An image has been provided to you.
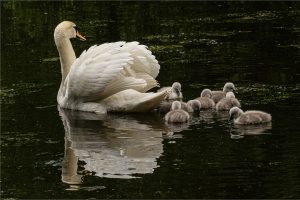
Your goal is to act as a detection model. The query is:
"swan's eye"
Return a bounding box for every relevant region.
[74,26,78,32]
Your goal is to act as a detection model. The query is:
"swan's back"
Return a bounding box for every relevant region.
[66,42,161,101]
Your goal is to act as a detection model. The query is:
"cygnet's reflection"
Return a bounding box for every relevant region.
[58,106,171,185]
[230,123,272,139]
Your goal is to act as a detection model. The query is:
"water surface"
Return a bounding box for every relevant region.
[1,1,300,199]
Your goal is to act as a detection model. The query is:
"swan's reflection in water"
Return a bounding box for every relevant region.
[58,107,171,187]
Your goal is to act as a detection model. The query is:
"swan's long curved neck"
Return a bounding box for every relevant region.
[55,36,76,82]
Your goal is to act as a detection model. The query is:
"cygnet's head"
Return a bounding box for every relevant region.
[201,89,212,98]
[171,101,182,110]
[226,91,235,98]
[172,82,182,96]
[187,100,201,112]
[54,21,86,42]
[223,82,236,93]
[229,106,243,120]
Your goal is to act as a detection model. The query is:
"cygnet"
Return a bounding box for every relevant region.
[187,100,201,113]
[159,101,192,114]
[211,82,236,103]
[195,89,215,109]
[164,101,190,123]
[158,82,183,100]
[216,91,241,111]
[229,107,272,125]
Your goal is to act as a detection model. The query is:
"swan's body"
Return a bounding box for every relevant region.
[54,21,167,113]
[211,82,236,103]
[164,101,190,123]
[216,92,241,111]
[195,89,215,109]
[158,82,183,100]
[229,107,272,125]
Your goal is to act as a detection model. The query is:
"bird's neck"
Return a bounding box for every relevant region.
[55,36,76,83]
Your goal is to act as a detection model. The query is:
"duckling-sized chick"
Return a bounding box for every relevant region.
[216,92,241,111]
[165,101,190,123]
[229,107,272,125]
[195,89,215,109]
[158,82,183,100]
[158,101,192,114]
[187,100,201,113]
[212,82,236,103]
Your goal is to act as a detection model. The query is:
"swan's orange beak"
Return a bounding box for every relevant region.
[76,31,86,41]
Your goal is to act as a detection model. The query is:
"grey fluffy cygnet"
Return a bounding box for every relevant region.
[158,82,183,100]
[229,107,272,125]
[164,101,190,123]
[187,100,201,113]
[211,82,236,103]
[216,92,241,111]
[158,101,192,114]
[195,89,215,109]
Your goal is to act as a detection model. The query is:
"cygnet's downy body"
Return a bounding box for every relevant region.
[216,92,241,111]
[211,82,236,103]
[195,89,215,109]
[159,101,192,114]
[229,107,272,125]
[187,100,201,113]
[158,82,183,100]
[164,101,190,123]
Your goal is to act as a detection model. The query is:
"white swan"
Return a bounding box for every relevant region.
[54,21,168,114]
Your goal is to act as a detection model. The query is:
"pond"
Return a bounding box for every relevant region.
[1,1,300,199]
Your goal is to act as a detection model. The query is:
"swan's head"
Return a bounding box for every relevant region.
[171,82,182,96]
[187,100,201,113]
[223,82,236,93]
[171,101,182,110]
[201,89,212,98]
[229,106,243,120]
[54,21,86,41]
[226,91,235,98]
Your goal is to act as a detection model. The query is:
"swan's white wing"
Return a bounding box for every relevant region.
[65,41,161,102]
[66,42,134,102]
[122,42,160,78]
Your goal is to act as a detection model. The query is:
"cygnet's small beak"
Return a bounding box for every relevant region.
[76,31,86,41]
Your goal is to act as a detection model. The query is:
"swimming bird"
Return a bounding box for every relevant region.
[195,89,215,109]
[158,82,183,100]
[54,21,168,113]
[164,101,190,123]
[187,100,201,113]
[229,107,272,125]
[158,101,192,114]
[216,92,241,111]
[211,82,236,103]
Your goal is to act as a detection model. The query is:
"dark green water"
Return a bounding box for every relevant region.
[1,1,300,199]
